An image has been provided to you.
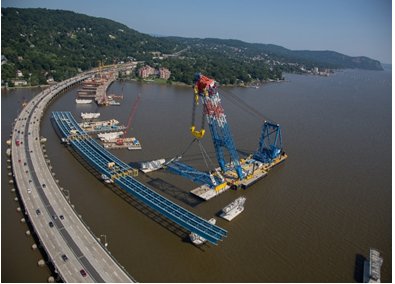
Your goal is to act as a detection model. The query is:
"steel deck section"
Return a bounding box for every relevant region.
[52,111,227,245]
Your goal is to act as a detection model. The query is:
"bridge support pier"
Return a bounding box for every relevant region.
[37,259,45,267]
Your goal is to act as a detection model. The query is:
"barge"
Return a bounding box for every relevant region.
[363,248,383,283]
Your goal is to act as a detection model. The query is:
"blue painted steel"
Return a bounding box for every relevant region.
[204,111,244,178]
[165,161,223,188]
[194,73,244,180]
[52,111,227,244]
[115,176,224,244]
[252,121,283,163]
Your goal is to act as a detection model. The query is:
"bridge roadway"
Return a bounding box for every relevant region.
[11,74,136,282]
[52,111,227,245]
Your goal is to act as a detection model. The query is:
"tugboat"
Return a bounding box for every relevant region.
[220,196,246,221]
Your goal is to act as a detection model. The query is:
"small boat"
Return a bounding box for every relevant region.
[220,196,246,221]
[81,112,100,119]
[101,173,114,184]
[189,218,216,246]
[140,159,165,173]
[6,148,11,156]
[76,99,92,104]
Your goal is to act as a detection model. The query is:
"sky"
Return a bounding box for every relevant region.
[1,0,392,64]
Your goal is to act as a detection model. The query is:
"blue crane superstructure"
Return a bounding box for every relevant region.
[165,73,287,191]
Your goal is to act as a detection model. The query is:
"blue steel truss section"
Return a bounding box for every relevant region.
[165,161,223,188]
[115,176,225,244]
[252,121,283,164]
[52,111,227,245]
[70,139,110,174]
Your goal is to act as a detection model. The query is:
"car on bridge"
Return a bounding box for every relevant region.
[49,222,54,228]
[36,209,41,215]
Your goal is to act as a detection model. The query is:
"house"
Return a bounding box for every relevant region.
[13,79,27,86]
[16,70,23,77]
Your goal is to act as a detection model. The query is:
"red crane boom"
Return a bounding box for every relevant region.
[116,94,141,145]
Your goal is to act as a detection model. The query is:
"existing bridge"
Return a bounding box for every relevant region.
[10,74,136,282]
[52,111,227,245]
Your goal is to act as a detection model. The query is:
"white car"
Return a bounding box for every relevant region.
[27,188,32,194]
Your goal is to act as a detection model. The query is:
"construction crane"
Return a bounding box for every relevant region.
[116,94,141,145]
[165,73,286,190]
[165,73,244,189]
[192,73,245,179]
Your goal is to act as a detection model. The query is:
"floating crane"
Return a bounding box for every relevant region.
[116,94,141,145]
[165,73,286,191]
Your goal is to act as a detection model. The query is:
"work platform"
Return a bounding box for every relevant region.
[52,111,227,245]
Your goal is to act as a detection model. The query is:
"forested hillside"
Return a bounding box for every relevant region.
[1,8,383,87]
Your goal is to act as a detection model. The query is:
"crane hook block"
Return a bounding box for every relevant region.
[190,126,205,138]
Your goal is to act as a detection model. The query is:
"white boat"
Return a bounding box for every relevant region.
[108,100,120,106]
[101,173,113,184]
[220,196,246,221]
[189,218,216,246]
[76,99,92,104]
[140,159,165,173]
[97,131,124,141]
[81,112,100,119]
[6,148,11,156]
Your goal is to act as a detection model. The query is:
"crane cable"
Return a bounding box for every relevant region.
[197,139,217,172]
[219,87,277,124]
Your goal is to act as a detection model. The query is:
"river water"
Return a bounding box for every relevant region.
[1,69,392,283]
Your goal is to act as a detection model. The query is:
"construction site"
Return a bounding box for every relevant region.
[76,60,123,106]
[72,70,287,199]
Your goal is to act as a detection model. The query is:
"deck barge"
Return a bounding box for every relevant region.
[190,154,287,200]
[103,137,142,150]
[363,248,383,283]
[83,126,126,134]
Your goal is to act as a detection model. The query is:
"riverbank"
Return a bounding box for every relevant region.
[1,84,51,90]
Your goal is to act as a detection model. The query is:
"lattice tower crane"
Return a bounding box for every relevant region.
[116,94,141,145]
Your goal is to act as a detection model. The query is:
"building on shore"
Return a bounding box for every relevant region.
[159,67,171,79]
[137,65,155,78]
